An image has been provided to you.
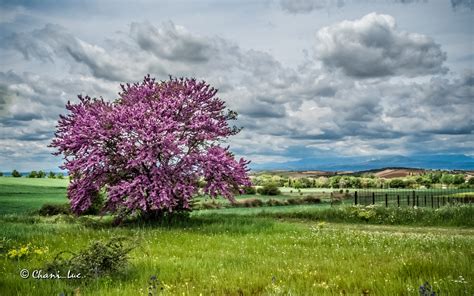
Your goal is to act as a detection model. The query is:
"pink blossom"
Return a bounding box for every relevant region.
[51,75,250,215]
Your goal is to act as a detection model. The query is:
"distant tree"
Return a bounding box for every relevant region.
[467,177,474,186]
[452,174,465,185]
[37,170,46,178]
[56,173,64,179]
[440,174,454,185]
[28,171,38,178]
[242,186,257,194]
[329,176,341,188]
[389,179,406,188]
[11,170,21,177]
[0,171,3,177]
[351,177,361,188]
[427,171,442,184]
[257,183,281,195]
[48,171,56,179]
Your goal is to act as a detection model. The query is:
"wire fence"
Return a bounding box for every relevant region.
[351,188,474,207]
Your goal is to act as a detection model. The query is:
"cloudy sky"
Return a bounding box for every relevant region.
[0,0,473,172]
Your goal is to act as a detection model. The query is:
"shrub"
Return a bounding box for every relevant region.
[242,186,257,194]
[28,171,38,178]
[302,195,322,204]
[38,203,71,216]
[11,170,21,177]
[266,199,287,206]
[236,198,264,208]
[81,190,105,215]
[257,183,281,196]
[200,201,222,209]
[45,236,134,279]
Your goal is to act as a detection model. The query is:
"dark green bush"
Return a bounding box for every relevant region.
[236,198,264,208]
[242,186,257,194]
[45,236,134,279]
[38,203,71,216]
[266,199,287,206]
[302,195,322,204]
[82,190,105,215]
[257,183,281,196]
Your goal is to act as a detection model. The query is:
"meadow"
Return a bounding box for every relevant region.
[0,177,473,295]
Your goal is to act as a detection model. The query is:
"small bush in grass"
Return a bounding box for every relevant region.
[302,195,322,204]
[242,186,257,194]
[266,199,287,206]
[201,201,222,209]
[45,236,134,279]
[38,203,71,216]
[236,198,264,208]
[286,198,301,205]
[257,183,281,196]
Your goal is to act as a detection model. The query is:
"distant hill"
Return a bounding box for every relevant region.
[250,154,474,171]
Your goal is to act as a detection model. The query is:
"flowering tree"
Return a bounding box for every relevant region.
[51,75,250,218]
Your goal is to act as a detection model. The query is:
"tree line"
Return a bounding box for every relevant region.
[252,172,474,189]
[3,170,64,179]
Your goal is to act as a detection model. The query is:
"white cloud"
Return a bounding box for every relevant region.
[314,13,448,78]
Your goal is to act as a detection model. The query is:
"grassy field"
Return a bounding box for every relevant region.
[0,177,473,295]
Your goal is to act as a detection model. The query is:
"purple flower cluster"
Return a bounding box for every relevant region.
[51,75,250,215]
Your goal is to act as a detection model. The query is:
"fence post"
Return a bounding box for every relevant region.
[407,194,410,206]
[431,195,433,208]
[416,195,419,207]
[354,191,358,205]
[424,195,426,207]
[372,192,375,205]
[397,195,400,207]
[443,196,445,206]
[412,191,416,207]
[385,193,388,207]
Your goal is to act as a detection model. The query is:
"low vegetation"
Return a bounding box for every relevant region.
[0,177,472,295]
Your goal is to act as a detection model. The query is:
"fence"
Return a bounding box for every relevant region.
[351,188,474,208]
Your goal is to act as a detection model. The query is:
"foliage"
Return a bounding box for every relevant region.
[11,170,21,177]
[242,186,257,194]
[1,212,472,295]
[257,183,281,195]
[389,178,406,188]
[257,204,474,227]
[51,75,250,217]
[28,171,38,178]
[38,203,71,216]
[45,236,134,279]
[48,171,56,179]
[6,243,48,260]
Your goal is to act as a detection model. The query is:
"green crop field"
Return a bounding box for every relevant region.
[0,177,473,295]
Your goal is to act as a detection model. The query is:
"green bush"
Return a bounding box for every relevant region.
[11,170,21,177]
[38,203,71,216]
[257,183,281,196]
[257,204,474,227]
[242,186,257,194]
[82,190,106,215]
[45,236,134,279]
[266,199,287,206]
[236,198,264,208]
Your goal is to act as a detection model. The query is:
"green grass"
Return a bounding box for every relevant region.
[0,178,473,295]
[0,177,68,215]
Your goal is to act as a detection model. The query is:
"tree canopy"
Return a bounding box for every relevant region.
[51,75,250,217]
